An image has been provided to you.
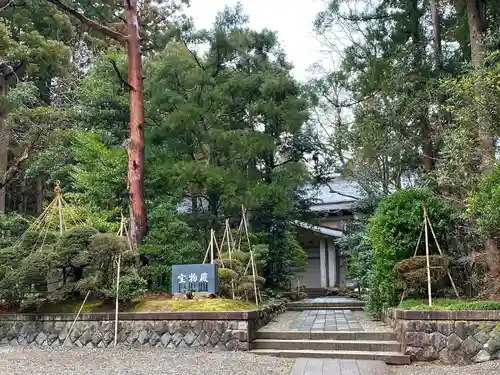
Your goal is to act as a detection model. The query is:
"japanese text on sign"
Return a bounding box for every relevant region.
[172,264,218,294]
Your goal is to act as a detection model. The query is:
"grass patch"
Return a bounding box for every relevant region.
[399,299,500,311]
[134,298,257,312]
[43,300,104,313]
[5,298,258,313]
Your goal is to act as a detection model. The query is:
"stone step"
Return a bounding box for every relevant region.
[251,349,411,365]
[287,306,365,311]
[252,339,401,352]
[255,330,396,341]
[287,301,365,308]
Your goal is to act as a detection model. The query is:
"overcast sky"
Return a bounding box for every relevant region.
[185,0,328,82]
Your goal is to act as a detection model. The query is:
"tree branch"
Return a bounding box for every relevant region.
[0,130,42,189]
[325,182,359,200]
[109,59,133,90]
[44,0,126,43]
[0,0,13,12]
[182,41,205,70]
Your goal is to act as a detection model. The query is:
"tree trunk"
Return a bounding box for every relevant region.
[455,0,471,61]
[0,128,8,214]
[44,0,148,245]
[36,176,44,215]
[465,0,499,297]
[465,0,495,171]
[124,0,147,246]
[0,73,8,214]
[430,0,443,70]
[409,0,434,172]
[430,0,449,164]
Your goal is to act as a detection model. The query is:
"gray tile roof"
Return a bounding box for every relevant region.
[305,179,362,211]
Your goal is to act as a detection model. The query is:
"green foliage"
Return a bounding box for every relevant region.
[71,131,128,210]
[338,223,372,293]
[139,202,203,292]
[57,227,99,268]
[468,163,500,239]
[108,274,147,302]
[394,255,450,294]
[72,232,145,301]
[399,299,500,311]
[1,5,318,303]
[0,213,30,248]
[218,268,238,283]
[366,188,454,315]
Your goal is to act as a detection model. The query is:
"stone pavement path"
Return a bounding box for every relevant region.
[290,310,363,332]
[290,358,390,375]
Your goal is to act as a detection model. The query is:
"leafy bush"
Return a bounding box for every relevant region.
[468,163,500,239]
[395,255,450,294]
[0,213,30,248]
[399,298,500,311]
[366,188,454,316]
[109,274,147,302]
[76,232,146,301]
[57,226,99,268]
[139,202,203,291]
[338,223,372,294]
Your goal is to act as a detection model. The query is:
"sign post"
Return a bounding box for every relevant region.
[172,263,219,294]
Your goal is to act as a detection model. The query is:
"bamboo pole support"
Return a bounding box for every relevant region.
[213,230,224,267]
[242,205,259,306]
[63,290,90,346]
[55,181,64,235]
[114,254,121,346]
[423,207,432,307]
[203,240,211,264]
[210,229,215,264]
[225,219,233,268]
[425,211,460,298]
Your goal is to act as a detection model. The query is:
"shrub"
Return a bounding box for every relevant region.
[366,188,454,316]
[241,275,266,287]
[237,282,258,299]
[109,274,147,302]
[468,163,500,239]
[57,226,99,268]
[395,255,450,295]
[0,213,30,248]
[218,268,238,283]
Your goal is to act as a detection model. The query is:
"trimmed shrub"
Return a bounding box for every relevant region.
[365,188,454,316]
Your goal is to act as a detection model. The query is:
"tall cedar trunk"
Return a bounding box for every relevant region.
[124,0,147,246]
[36,176,44,215]
[455,0,472,61]
[465,0,499,296]
[0,73,8,214]
[430,0,449,162]
[410,0,434,172]
[430,0,443,71]
[465,0,495,170]
[44,0,148,245]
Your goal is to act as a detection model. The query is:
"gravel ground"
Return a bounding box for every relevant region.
[259,311,301,331]
[391,361,500,375]
[351,311,393,332]
[0,347,294,375]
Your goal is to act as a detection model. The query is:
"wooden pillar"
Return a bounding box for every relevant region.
[328,239,337,288]
[319,238,327,288]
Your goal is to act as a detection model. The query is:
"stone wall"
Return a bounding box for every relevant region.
[0,301,286,351]
[384,308,500,364]
[253,299,287,331]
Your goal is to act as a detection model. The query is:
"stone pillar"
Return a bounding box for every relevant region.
[328,239,337,288]
[319,238,327,288]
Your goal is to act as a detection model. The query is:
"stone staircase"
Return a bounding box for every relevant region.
[286,299,366,311]
[305,288,328,298]
[251,330,410,365]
